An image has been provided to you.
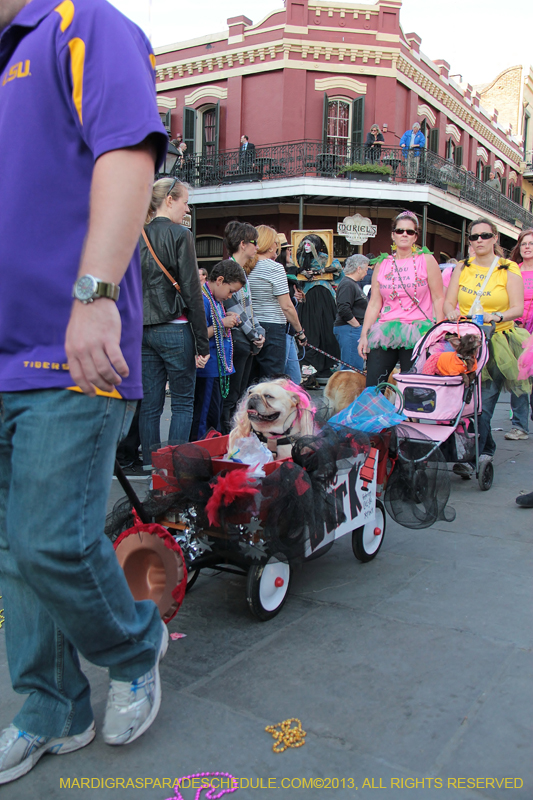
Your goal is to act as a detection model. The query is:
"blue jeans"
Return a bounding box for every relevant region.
[334,325,365,372]
[509,391,531,433]
[139,322,196,465]
[284,334,302,384]
[254,322,286,379]
[0,390,162,738]
[478,364,532,455]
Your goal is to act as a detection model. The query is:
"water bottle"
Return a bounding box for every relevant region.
[471,297,484,327]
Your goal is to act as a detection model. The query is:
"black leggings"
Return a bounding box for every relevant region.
[365,347,414,387]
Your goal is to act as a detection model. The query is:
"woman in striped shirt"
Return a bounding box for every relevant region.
[248,225,307,379]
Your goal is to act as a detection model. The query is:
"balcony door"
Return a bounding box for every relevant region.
[322,95,365,159]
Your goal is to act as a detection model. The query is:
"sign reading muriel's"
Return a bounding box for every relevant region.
[337,214,377,245]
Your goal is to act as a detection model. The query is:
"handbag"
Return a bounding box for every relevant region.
[142,229,181,293]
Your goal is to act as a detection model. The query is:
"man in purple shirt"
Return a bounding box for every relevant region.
[0,0,170,784]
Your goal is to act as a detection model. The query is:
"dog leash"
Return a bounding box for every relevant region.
[300,343,367,376]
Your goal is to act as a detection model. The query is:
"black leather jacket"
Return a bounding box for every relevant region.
[140,217,209,356]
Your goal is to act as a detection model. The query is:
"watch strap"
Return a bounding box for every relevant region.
[94,281,120,301]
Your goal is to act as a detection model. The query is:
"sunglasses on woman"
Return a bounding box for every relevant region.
[394,228,417,236]
[468,232,494,241]
[246,239,257,246]
[166,177,179,195]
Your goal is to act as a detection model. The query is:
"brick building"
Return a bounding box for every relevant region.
[153,0,532,269]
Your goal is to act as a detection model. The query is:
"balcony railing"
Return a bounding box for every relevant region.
[163,141,533,229]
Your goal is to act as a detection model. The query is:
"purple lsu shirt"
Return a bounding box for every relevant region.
[0,0,168,399]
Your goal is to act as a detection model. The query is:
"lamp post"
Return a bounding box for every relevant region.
[162,142,180,176]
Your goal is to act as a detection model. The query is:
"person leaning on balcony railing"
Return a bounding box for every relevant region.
[444,217,531,478]
[399,122,426,183]
[485,171,502,192]
[365,124,384,163]
[358,210,444,387]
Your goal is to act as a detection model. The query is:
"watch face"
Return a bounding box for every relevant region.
[75,275,97,301]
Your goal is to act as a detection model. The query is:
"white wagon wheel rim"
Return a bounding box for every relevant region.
[258,559,290,611]
[361,505,385,555]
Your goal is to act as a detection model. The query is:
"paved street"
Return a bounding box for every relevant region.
[1,394,532,799]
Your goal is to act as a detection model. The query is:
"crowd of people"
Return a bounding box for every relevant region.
[132,184,533,513]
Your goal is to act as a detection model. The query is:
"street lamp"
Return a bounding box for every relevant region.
[163,142,180,175]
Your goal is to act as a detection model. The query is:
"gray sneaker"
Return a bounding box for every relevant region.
[0,722,95,785]
[453,462,473,478]
[102,622,169,746]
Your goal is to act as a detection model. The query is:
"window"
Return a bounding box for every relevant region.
[524,114,530,159]
[202,107,217,159]
[159,110,171,134]
[322,94,365,158]
[476,160,484,180]
[445,138,455,161]
[325,99,351,156]
[183,102,220,156]
[195,235,223,274]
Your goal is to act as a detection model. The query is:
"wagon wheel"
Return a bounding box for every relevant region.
[352,499,386,562]
[478,459,494,492]
[185,568,200,592]
[246,553,291,621]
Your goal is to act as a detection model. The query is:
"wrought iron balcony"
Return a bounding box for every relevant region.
[160,141,533,229]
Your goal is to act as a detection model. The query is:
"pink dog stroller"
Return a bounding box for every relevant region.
[390,320,492,496]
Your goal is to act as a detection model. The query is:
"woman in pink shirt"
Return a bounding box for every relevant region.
[359,211,445,386]
[507,229,533,441]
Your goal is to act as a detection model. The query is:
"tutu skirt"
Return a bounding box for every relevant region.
[367,319,433,351]
[518,332,533,380]
[485,326,532,396]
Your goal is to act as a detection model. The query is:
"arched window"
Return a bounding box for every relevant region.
[322,94,365,159]
[195,235,224,274]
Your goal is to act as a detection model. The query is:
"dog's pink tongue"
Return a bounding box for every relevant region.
[247,409,258,417]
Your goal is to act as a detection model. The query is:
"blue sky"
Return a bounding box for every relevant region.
[108,0,531,87]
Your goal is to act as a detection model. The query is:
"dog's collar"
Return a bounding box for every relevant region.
[256,424,295,447]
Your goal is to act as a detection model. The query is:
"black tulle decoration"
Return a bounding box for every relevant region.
[384,424,456,529]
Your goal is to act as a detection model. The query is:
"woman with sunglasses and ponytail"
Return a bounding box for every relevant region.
[139,177,210,466]
[359,210,444,386]
[444,218,531,475]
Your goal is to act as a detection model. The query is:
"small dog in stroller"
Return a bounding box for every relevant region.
[421,332,480,385]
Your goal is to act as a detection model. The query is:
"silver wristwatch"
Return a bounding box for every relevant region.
[73,274,120,304]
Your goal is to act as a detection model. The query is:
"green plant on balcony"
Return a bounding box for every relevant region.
[339,163,393,175]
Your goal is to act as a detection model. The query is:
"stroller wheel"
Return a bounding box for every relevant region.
[478,459,494,491]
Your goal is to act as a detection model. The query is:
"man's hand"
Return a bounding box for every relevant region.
[65,299,128,396]
[196,354,210,368]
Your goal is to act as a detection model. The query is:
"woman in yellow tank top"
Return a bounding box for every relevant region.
[444,218,531,475]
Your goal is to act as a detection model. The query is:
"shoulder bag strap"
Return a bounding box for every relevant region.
[142,229,181,294]
[469,256,499,311]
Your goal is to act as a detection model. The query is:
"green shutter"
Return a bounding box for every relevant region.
[501,177,507,195]
[184,107,196,154]
[454,146,463,167]
[429,129,439,154]
[351,97,365,151]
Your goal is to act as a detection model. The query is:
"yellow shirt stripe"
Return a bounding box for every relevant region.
[54,0,75,32]
[67,37,85,124]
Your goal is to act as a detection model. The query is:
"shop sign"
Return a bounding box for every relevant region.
[337,214,377,245]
